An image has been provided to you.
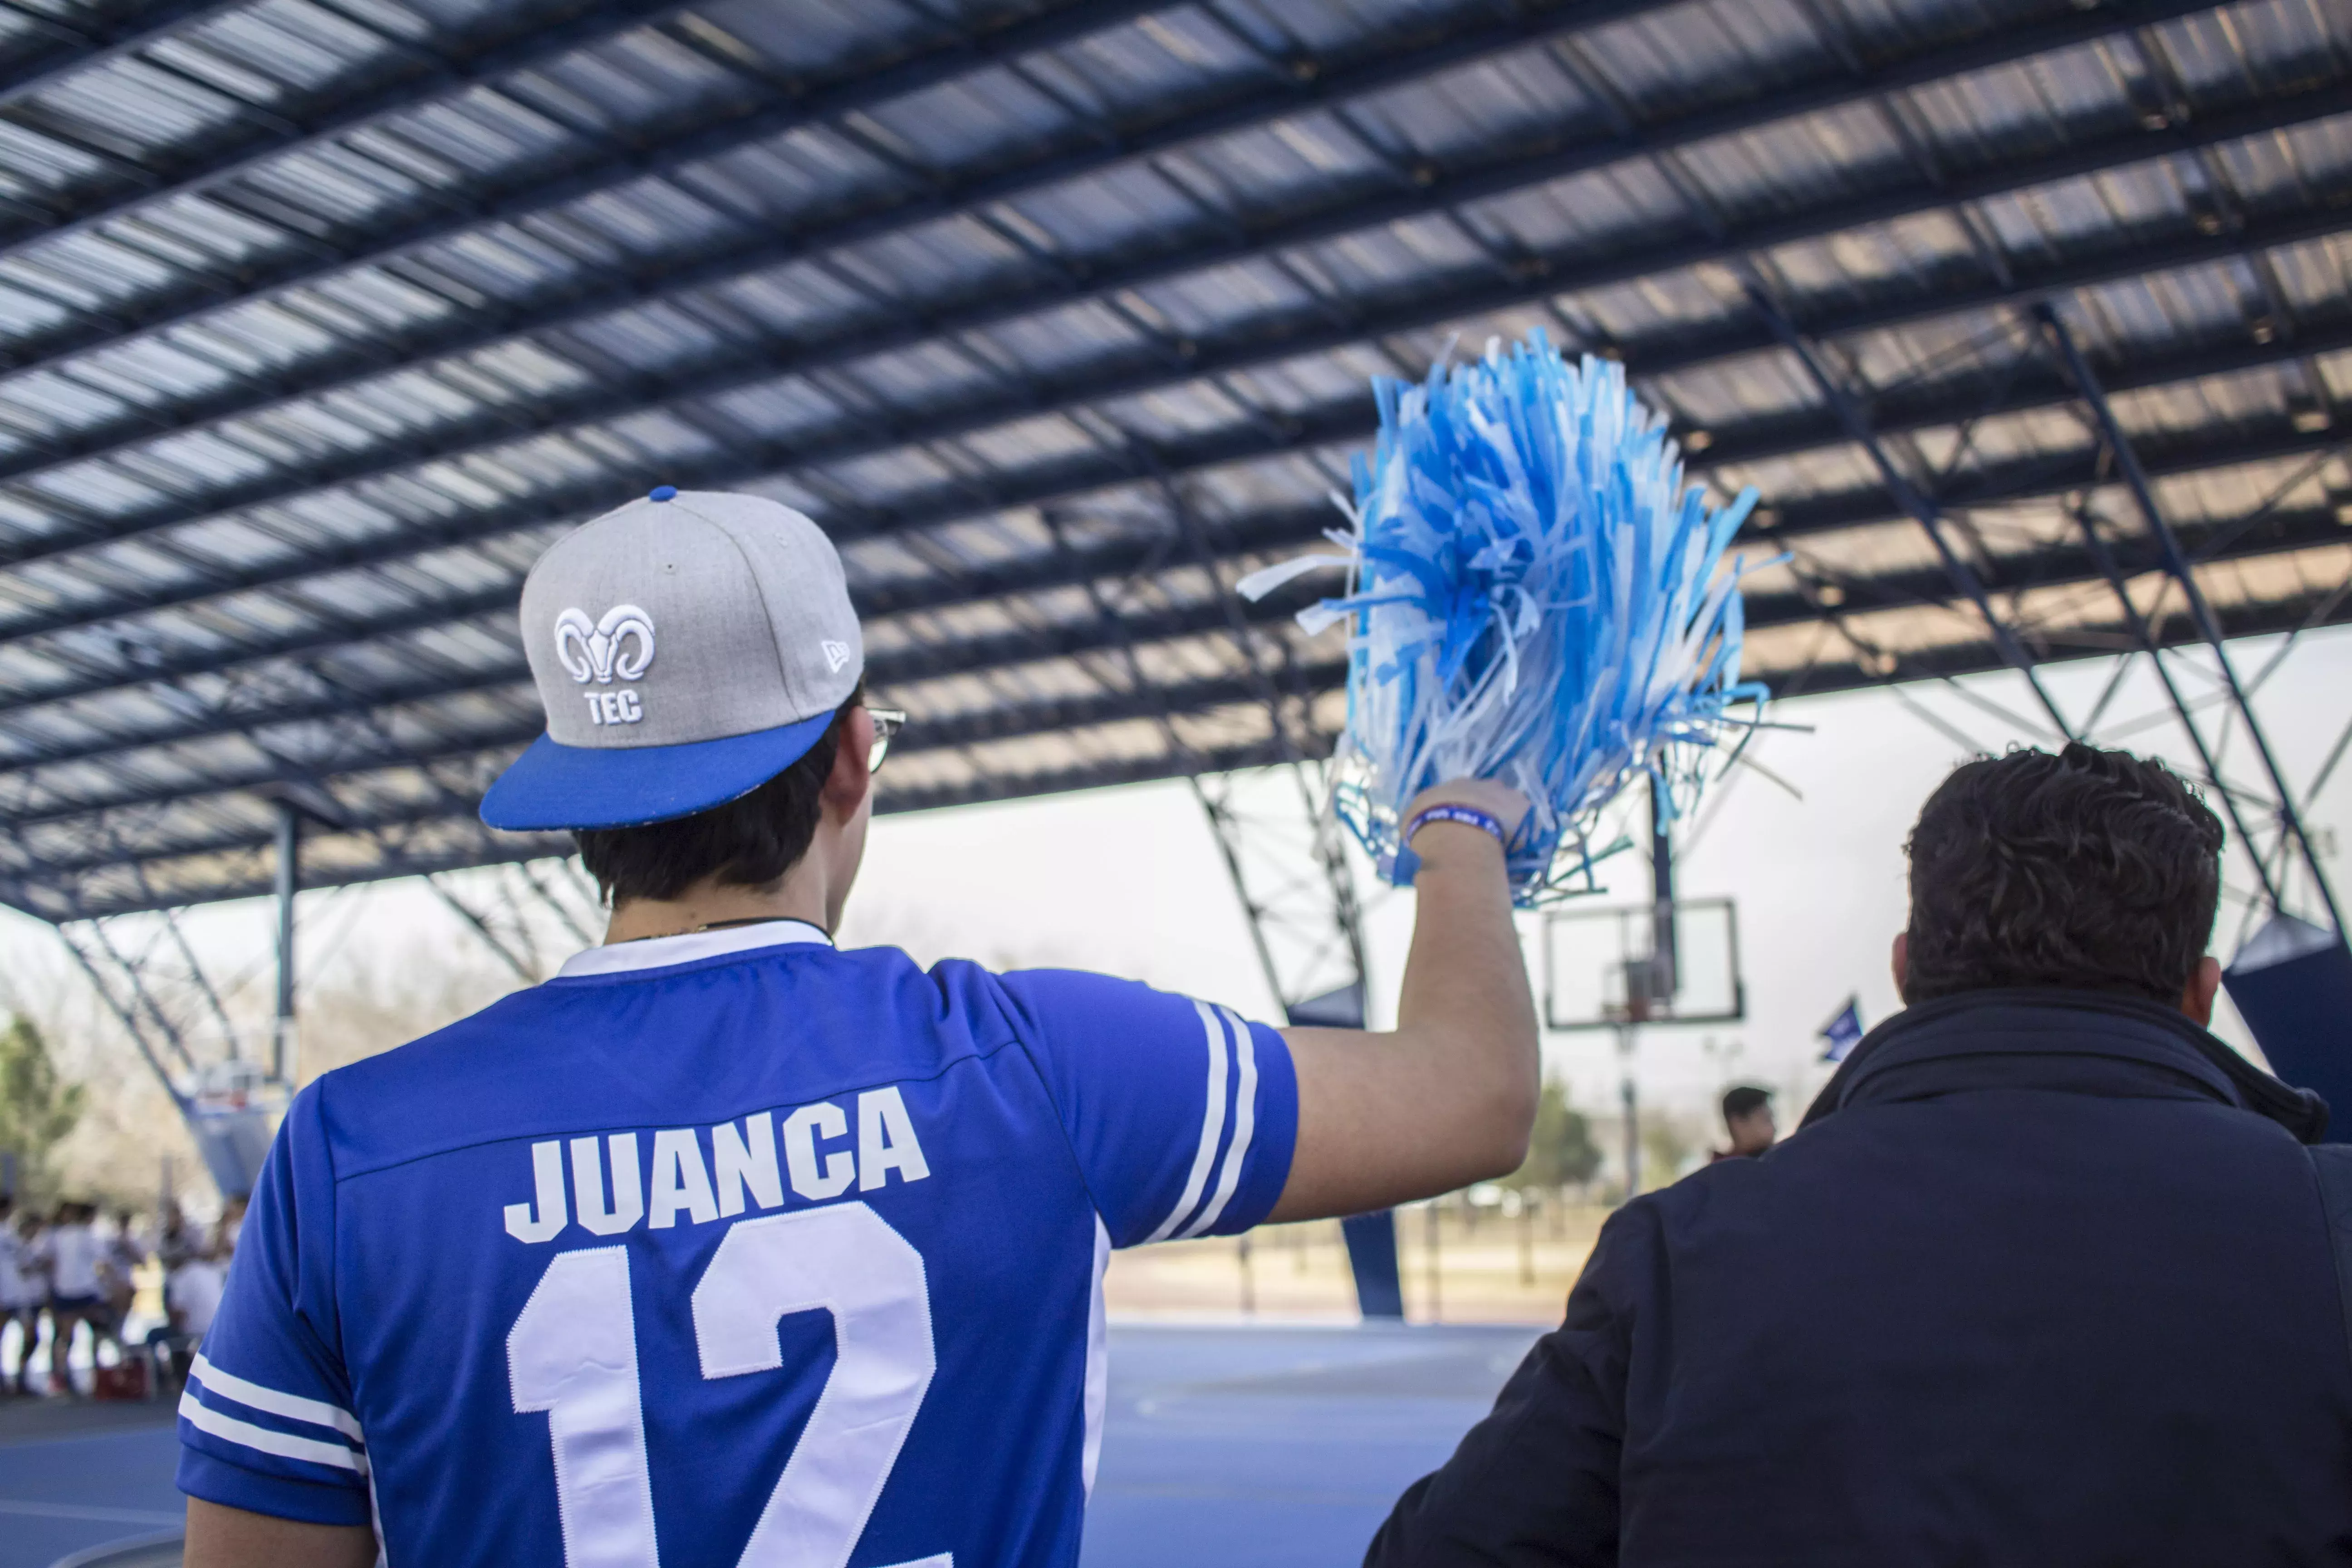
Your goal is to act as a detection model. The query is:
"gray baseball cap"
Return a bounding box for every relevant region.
[479,487,864,831]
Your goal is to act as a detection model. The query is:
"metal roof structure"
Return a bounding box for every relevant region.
[0,0,2347,926]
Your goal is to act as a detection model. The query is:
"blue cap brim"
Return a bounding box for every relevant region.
[480,710,838,832]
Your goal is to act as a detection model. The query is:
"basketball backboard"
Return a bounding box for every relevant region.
[1542,897,1745,1031]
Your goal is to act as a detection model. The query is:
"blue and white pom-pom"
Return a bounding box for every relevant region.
[1239,329,1776,906]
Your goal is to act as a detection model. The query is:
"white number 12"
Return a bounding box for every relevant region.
[508,1202,947,1568]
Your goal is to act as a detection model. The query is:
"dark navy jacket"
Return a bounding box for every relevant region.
[1368,990,2352,1566]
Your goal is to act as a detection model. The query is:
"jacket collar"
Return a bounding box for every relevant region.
[1798,987,2328,1144]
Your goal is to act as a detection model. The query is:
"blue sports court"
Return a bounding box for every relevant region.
[0,1324,1539,1568]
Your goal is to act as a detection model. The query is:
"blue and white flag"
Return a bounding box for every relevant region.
[1818,998,1865,1063]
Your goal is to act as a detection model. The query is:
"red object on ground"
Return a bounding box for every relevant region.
[92,1361,149,1401]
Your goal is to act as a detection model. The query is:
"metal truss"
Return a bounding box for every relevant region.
[0,9,2320,635]
[1037,485,1367,1022]
[7,430,2342,836]
[54,907,245,1113]
[7,307,2348,797]
[0,0,1168,373]
[1736,274,2350,939]
[0,0,247,140]
[0,0,2343,931]
[17,538,2352,924]
[427,858,605,984]
[44,844,600,1210]
[8,450,2350,905]
[1748,280,2078,739]
[2035,305,2345,938]
[0,0,2215,548]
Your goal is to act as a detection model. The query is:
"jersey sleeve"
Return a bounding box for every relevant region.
[177,1084,372,1529]
[999,970,1298,1248]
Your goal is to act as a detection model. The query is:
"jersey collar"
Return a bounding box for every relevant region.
[556,919,835,980]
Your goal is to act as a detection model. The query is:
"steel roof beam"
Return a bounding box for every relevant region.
[0,2,2301,587]
[2,118,2338,683]
[0,0,2210,498]
[1,308,2341,731]
[0,0,1669,418]
[7,731,1321,920]
[25,561,2352,921]
[13,484,2346,850]
[0,0,263,118]
[0,0,1176,365]
[0,0,689,243]
[6,661,1355,828]
[7,828,579,925]
[9,692,1333,877]
[1760,572,2352,708]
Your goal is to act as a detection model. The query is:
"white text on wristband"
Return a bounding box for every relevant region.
[1404,804,1507,850]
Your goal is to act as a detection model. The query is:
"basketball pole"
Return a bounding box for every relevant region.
[272,798,300,1088]
[1621,775,1676,1201]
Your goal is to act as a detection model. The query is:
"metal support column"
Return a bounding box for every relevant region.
[272,798,299,1085]
[1619,776,1677,1202]
[1649,777,1676,1001]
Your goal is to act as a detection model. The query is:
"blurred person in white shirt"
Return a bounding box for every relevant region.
[0,1198,29,1397]
[38,1202,103,1398]
[151,1240,225,1392]
[156,1200,200,1274]
[168,1252,224,1339]
[100,1206,146,1355]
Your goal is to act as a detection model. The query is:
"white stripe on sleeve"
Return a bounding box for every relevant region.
[180,1391,368,1477]
[191,1352,364,1444]
[1181,1007,1259,1238]
[1141,1000,1232,1244]
[1081,1215,1110,1498]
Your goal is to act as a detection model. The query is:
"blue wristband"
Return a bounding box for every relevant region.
[1404,804,1507,850]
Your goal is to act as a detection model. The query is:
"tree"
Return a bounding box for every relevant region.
[0,1016,83,1203]
[1507,1076,1603,1191]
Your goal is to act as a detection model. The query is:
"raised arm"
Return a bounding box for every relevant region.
[1268,779,1540,1222]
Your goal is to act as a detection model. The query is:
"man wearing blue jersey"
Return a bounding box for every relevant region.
[179,488,1538,1568]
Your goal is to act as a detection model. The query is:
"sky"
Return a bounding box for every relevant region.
[4,625,2346,1149]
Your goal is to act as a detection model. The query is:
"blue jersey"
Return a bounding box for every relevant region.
[178,921,1297,1566]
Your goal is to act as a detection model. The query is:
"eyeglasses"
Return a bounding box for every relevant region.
[865,706,908,773]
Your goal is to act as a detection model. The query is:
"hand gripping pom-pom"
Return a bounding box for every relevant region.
[1239,329,1781,906]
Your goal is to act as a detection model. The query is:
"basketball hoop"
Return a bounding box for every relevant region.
[1545,897,1746,1032]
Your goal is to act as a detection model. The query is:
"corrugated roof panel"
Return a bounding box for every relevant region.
[1351,44,1608,167]
[0,0,2343,917]
[1466,162,1701,263]
[1000,159,1223,264]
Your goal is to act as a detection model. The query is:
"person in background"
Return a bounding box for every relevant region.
[12,1209,44,1396]
[156,1200,201,1273]
[212,1196,245,1263]
[0,1198,28,1397]
[1367,743,2352,1566]
[100,1206,146,1357]
[1710,1085,1776,1161]
[39,1201,104,1399]
[152,1238,225,1394]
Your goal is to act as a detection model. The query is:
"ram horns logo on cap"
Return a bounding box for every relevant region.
[554,605,656,686]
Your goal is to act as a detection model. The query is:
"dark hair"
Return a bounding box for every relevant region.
[1903,742,2223,1006]
[577,685,863,906]
[1721,1085,1771,1123]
